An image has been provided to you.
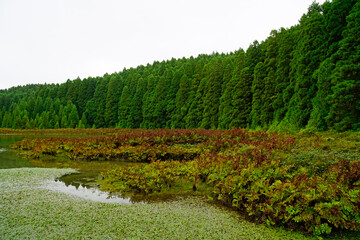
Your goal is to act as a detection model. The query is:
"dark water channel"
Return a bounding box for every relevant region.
[0,135,136,204]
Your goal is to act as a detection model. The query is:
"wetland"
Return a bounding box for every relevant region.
[1,128,360,239]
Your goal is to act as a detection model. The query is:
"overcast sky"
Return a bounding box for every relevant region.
[0,0,326,90]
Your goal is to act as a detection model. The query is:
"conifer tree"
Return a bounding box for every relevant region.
[285,3,326,129]
[12,105,23,129]
[152,77,168,128]
[186,77,206,129]
[250,62,267,128]
[141,75,156,128]
[85,99,96,128]
[105,75,121,127]
[307,58,335,130]
[172,74,190,128]
[94,77,109,128]
[184,62,204,128]
[323,0,358,57]
[201,59,223,129]
[65,78,80,105]
[245,40,264,76]
[272,28,296,123]
[69,104,79,128]
[118,86,131,128]
[128,78,146,128]
[326,1,360,131]
[0,107,4,126]
[61,114,68,128]
[218,56,235,129]
[79,112,88,128]
[230,67,252,128]
[166,69,181,128]
[1,112,11,128]
[40,111,50,129]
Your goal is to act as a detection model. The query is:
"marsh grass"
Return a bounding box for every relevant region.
[0,168,313,239]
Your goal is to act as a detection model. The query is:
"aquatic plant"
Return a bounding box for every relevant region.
[0,168,313,239]
[11,128,360,236]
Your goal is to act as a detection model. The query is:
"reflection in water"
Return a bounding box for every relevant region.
[43,179,134,204]
[0,135,140,204]
[0,137,36,169]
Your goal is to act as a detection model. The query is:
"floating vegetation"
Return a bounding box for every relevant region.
[0,168,312,239]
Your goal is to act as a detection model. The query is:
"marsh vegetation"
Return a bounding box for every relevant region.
[4,128,360,238]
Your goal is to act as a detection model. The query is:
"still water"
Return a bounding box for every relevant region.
[0,135,134,204]
[0,136,35,168]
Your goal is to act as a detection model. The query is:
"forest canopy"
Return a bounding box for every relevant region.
[1,0,359,132]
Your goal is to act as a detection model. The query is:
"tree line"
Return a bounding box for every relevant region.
[1,0,359,132]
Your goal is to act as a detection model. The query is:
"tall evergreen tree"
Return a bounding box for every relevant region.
[141,75,156,128]
[230,66,252,128]
[201,59,223,129]
[184,62,204,128]
[152,77,168,128]
[166,69,181,128]
[272,27,296,123]
[105,75,121,127]
[218,56,235,129]
[285,2,326,129]
[326,1,360,131]
[69,104,79,128]
[118,86,131,128]
[93,77,109,128]
[307,58,335,130]
[128,78,146,128]
[186,77,206,129]
[172,74,190,129]
[250,62,267,128]
[78,112,88,128]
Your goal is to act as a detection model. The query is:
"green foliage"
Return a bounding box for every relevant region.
[185,77,206,129]
[1,168,315,240]
[10,128,360,236]
[93,77,109,128]
[0,0,359,132]
[128,77,146,128]
[172,74,190,128]
[326,1,360,131]
[230,66,252,128]
[101,161,188,193]
[284,3,326,129]
[152,77,168,128]
[201,58,223,129]
[118,85,131,128]
[105,75,121,127]
[251,62,267,128]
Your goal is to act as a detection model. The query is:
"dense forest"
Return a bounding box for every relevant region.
[0,0,359,132]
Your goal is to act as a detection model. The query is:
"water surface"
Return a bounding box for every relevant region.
[0,135,134,203]
[0,136,35,168]
[43,179,133,204]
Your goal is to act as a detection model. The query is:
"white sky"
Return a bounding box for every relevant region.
[0,0,327,90]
